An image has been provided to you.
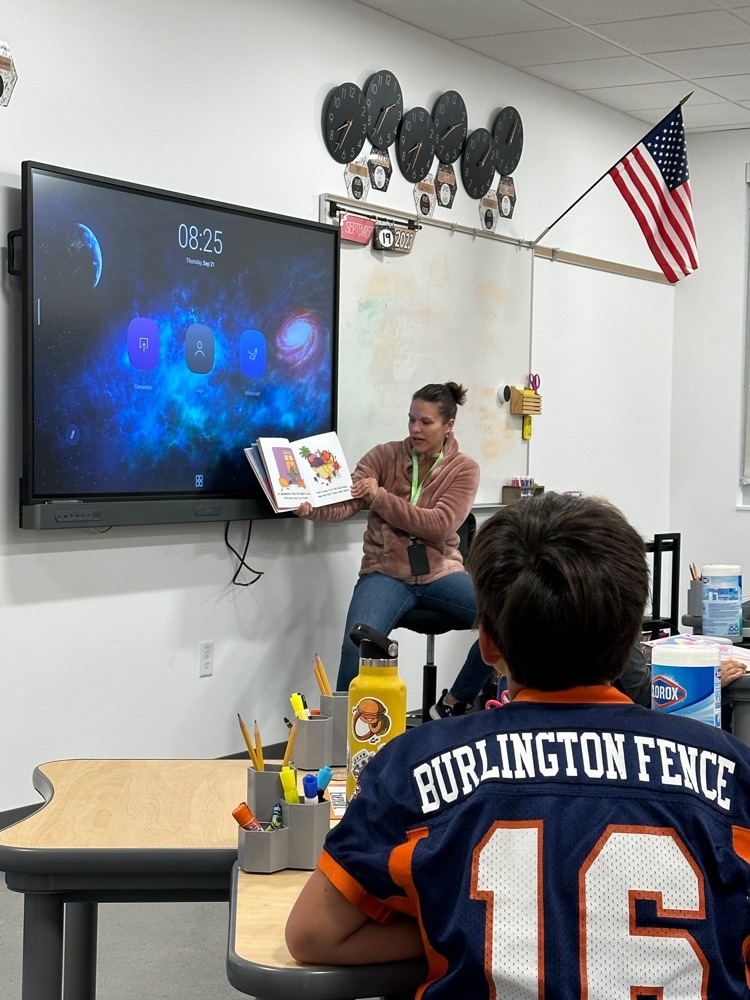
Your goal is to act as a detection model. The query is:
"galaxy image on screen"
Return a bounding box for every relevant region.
[26,167,338,502]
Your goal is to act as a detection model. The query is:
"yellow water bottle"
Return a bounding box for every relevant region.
[346,624,406,801]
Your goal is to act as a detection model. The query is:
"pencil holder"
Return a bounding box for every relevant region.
[688,579,702,618]
[237,825,289,873]
[293,716,333,770]
[246,763,284,825]
[281,799,330,870]
[319,692,348,766]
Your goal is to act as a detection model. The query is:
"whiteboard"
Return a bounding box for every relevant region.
[335,224,533,505]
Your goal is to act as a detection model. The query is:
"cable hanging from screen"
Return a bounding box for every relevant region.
[224,521,264,587]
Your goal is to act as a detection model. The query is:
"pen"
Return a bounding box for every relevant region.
[280,766,301,804]
[316,764,332,802]
[302,773,318,805]
[232,802,263,831]
[237,713,262,771]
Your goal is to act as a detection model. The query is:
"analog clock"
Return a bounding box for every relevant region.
[364,69,403,150]
[323,82,369,163]
[397,106,436,182]
[461,127,498,199]
[432,90,467,165]
[492,106,524,175]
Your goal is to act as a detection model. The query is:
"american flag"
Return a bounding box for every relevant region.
[609,105,698,284]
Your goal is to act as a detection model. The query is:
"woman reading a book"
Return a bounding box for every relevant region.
[295,381,486,692]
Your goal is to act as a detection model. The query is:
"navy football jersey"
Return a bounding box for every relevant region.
[320,686,750,999]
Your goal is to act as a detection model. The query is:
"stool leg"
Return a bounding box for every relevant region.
[421,635,437,723]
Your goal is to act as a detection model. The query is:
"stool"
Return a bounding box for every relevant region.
[395,513,476,725]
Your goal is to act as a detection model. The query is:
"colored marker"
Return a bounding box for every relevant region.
[290,692,307,720]
[280,766,300,804]
[302,773,318,805]
[316,765,332,802]
[265,803,283,831]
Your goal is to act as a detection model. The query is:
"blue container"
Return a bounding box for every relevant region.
[651,642,721,727]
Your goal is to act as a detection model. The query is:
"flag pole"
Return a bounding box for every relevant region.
[529,93,693,249]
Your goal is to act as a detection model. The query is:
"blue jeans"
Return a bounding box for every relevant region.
[336,571,487,693]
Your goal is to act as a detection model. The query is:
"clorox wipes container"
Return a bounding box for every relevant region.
[651,641,721,727]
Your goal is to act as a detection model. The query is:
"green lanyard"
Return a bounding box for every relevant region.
[410,449,444,506]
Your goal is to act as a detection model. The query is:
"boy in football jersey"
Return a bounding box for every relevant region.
[286,492,750,998]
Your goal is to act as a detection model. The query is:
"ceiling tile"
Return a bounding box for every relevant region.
[680,101,750,126]
[694,73,750,98]
[529,0,718,24]
[522,56,679,91]
[589,10,750,52]
[651,42,750,75]
[577,82,723,111]
[459,26,625,66]
[352,0,566,36]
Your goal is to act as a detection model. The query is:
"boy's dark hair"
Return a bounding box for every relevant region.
[466,492,649,690]
[412,382,468,422]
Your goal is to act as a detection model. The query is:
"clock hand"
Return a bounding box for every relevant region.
[373,102,397,134]
[479,144,494,168]
[335,120,352,151]
[408,141,423,169]
[439,122,459,142]
[508,119,519,144]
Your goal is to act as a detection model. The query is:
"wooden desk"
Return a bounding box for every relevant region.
[227,862,425,1000]
[0,758,249,1000]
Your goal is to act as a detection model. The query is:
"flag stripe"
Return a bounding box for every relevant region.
[608,104,698,284]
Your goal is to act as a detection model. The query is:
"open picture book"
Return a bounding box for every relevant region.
[244,430,354,513]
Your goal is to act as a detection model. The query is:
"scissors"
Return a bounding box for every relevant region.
[526,373,541,392]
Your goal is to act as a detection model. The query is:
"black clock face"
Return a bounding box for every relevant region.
[364,69,403,150]
[432,90,467,165]
[461,127,499,199]
[397,107,436,182]
[323,82,369,163]
[493,106,524,175]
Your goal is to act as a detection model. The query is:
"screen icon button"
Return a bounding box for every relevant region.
[186,323,215,374]
[127,317,160,371]
[240,330,266,377]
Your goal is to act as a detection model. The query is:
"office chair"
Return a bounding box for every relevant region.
[396,512,477,725]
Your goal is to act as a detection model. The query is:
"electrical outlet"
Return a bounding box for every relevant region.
[199,640,214,677]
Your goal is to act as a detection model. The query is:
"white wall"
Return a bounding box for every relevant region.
[0,0,712,810]
[670,131,750,572]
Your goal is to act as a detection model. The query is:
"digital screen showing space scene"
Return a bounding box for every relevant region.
[28,168,338,498]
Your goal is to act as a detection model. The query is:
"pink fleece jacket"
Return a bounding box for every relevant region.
[308,434,480,582]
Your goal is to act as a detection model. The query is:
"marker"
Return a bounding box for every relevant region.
[265,803,283,831]
[302,773,318,805]
[290,692,307,720]
[280,766,300,804]
[316,765,332,802]
[232,802,262,831]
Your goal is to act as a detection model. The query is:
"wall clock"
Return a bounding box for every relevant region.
[364,69,403,150]
[461,127,498,199]
[322,82,369,163]
[492,106,524,175]
[432,90,467,165]
[397,107,436,182]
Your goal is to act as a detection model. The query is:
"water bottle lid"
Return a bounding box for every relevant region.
[349,623,398,661]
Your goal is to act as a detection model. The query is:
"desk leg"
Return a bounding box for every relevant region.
[22,893,64,1000]
[63,902,98,1000]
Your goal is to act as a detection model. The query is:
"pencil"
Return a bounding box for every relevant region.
[313,658,326,696]
[253,719,264,771]
[237,713,261,770]
[282,720,297,768]
[315,653,333,696]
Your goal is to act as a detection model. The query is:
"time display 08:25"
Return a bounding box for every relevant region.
[178,224,224,254]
